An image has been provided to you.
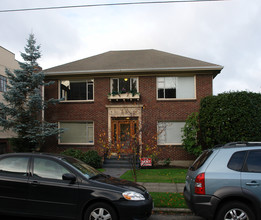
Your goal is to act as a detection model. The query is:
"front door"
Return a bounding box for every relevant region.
[111,118,138,153]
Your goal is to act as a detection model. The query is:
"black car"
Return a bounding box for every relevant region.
[0,153,153,220]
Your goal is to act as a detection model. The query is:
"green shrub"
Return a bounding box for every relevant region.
[83,150,102,168]
[62,149,102,168]
[182,112,202,156]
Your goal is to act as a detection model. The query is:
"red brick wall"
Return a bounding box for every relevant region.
[44,74,213,160]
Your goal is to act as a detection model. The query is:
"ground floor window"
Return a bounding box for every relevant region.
[157,121,185,145]
[59,122,94,144]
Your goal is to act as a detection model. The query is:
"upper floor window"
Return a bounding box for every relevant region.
[60,79,94,101]
[157,76,195,100]
[111,78,138,95]
[0,75,7,92]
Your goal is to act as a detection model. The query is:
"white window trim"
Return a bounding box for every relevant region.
[59,79,94,102]
[156,76,196,101]
[58,121,94,145]
[110,77,139,93]
[157,121,185,145]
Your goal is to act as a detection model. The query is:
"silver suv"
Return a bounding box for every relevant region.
[184,142,261,220]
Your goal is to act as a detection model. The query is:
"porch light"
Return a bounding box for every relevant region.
[124,78,128,81]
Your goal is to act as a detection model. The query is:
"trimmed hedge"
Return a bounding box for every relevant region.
[62,149,102,168]
[182,91,261,155]
[199,91,261,149]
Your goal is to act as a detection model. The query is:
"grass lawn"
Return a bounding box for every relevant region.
[97,168,105,172]
[150,192,187,208]
[120,168,187,183]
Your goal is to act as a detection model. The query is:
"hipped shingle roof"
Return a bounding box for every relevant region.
[45,49,223,77]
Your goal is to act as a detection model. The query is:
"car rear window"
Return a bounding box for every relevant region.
[227,151,246,171]
[189,150,213,171]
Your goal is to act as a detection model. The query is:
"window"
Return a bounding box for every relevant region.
[189,150,213,171]
[0,75,7,92]
[0,156,29,176]
[59,122,94,144]
[60,79,94,101]
[111,78,138,94]
[33,158,70,180]
[0,109,6,120]
[157,76,195,99]
[244,150,261,173]
[228,151,246,171]
[158,121,185,145]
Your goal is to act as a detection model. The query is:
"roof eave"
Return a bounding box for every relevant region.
[44,66,224,77]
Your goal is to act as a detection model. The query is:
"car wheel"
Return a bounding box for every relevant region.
[215,201,255,220]
[84,202,118,220]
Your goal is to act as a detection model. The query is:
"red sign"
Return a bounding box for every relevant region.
[141,158,152,167]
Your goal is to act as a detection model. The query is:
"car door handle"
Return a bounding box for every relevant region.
[246,181,260,186]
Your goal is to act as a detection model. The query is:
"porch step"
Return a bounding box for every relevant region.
[103,156,140,168]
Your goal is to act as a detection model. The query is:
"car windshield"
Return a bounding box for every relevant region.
[62,157,101,179]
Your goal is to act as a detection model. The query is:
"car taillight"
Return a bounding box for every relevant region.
[195,173,205,195]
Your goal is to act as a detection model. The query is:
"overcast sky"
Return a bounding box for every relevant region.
[1,0,260,94]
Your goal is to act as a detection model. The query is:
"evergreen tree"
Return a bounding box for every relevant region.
[0,34,62,152]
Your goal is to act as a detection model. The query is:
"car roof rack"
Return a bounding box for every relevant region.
[223,141,261,148]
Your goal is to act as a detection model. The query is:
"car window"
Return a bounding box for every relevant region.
[33,158,70,180]
[62,157,100,179]
[227,151,246,171]
[189,150,213,171]
[244,150,261,173]
[0,156,29,176]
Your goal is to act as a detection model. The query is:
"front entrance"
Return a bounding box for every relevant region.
[111,117,138,151]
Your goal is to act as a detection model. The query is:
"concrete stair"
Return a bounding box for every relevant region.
[103,155,139,168]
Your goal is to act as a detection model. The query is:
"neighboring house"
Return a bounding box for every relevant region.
[0,46,19,153]
[44,49,223,166]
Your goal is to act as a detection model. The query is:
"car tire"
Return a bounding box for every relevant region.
[84,202,118,220]
[215,201,255,220]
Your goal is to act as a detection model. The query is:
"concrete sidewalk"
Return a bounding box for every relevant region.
[138,182,184,193]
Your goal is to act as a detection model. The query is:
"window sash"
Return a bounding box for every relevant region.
[60,80,94,101]
[158,122,185,145]
[59,122,94,144]
[157,76,195,99]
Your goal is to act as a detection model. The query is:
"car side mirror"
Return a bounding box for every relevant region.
[62,173,76,183]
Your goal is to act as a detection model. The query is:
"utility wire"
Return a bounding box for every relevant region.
[0,0,227,13]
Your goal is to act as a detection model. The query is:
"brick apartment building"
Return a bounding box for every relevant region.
[44,49,223,166]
